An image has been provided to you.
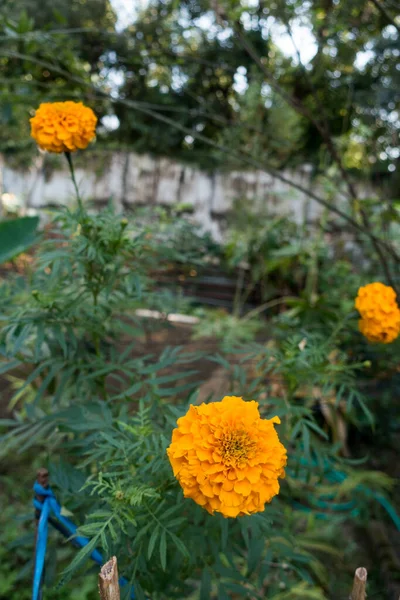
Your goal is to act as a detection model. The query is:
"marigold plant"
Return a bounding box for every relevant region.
[30,101,97,153]
[167,395,287,518]
[355,282,400,343]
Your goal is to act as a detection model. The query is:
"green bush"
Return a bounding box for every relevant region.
[1,175,398,600]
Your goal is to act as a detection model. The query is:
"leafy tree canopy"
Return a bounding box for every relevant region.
[0,0,399,192]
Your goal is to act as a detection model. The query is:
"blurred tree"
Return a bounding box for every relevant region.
[109,1,273,167]
[0,0,399,192]
[0,0,115,161]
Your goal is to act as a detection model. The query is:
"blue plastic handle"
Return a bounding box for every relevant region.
[33,482,136,600]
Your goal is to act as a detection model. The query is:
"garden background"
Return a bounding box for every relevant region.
[0,0,399,599]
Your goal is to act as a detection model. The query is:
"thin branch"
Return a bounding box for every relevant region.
[0,27,120,42]
[243,296,299,322]
[359,210,397,289]
[64,152,84,215]
[229,14,361,201]
[110,97,389,242]
[369,0,400,33]
[282,18,359,198]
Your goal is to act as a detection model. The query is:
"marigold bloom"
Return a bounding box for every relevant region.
[30,101,97,153]
[355,282,400,343]
[167,396,287,518]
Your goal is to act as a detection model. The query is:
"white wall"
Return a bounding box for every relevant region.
[1,151,342,240]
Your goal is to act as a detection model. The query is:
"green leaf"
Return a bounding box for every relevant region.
[147,525,160,560]
[33,362,64,405]
[159,529,167,570]
[217,584,230,600]
[59,534,100,585]
[306,420,329,440]
[200,567,212,600]
[0,217,39,264]
[9,359,53,405]
[149,370,198,386]
[11,324,32,355]
[166,517,186,528]
[159,381,199,397]
[220,517,228,550]
[168,532,190,559]
[100,530,108,553]
[247,537,264,574]
[302,423,311,460]
[0,359,21,375]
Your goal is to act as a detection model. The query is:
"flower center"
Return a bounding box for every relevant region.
[220,429,256,465]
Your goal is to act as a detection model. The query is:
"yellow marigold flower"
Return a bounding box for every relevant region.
[167,396,287,518]
[30,101,97,153]
[355,282,400,343]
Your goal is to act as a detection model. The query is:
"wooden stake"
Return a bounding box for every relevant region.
[350,567,367,600]
[99,556,120,600]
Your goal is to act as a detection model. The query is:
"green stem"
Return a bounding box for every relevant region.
[64,151,84,215]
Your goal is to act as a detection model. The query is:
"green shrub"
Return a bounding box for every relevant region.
[0,157,398,600]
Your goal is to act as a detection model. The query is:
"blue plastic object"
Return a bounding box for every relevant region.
[32,482,136,600]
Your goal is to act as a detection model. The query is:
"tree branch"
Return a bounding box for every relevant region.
[369,0,400,33]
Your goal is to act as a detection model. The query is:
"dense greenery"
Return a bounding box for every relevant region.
[1,0,399,185]
[0,1,400,599]
[1,183,399,598]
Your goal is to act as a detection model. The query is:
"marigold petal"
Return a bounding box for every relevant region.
[355,283,400,344]
[196,448,213,461]
[220,505,242,517]
[167,396,287,517]
[246,466,262,483]
[234,479,252,496]
[30,101,97,153]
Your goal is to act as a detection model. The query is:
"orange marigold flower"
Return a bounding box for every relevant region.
[167,396,287,518]
[355,282,400,343]
[30,101,97,153]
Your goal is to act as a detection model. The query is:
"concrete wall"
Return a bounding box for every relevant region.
[1,151,342,240]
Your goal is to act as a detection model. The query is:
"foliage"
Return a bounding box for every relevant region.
[1,1,400,595]
[202,201,362,336]
[0,216,39,264]
[0,461,99,600]
[0,182,399,598]
[192,308,262,349]
[0,0,114,162]
[1,0,399,188]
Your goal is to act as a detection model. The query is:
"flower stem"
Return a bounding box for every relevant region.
[64,152,84,215]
